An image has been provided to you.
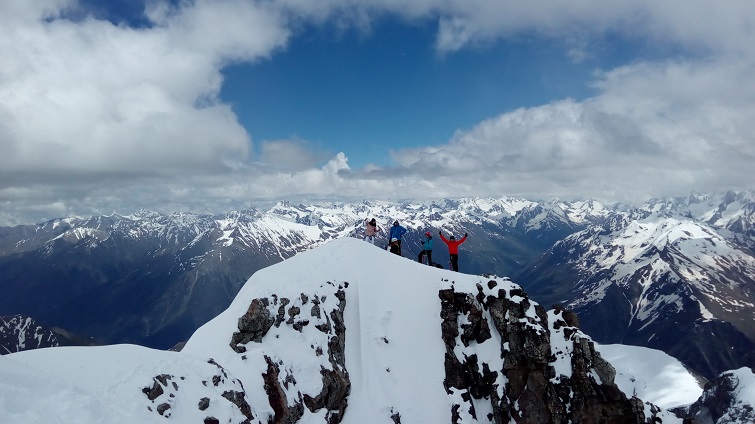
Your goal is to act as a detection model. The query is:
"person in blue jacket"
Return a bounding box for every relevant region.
[418,231,434,265]
[388,220,407,255]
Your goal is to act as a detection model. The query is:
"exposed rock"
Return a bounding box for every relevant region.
[141,361,253,423]
[142,374,171,401]
[156,402,171,416]
[222,390,254,423]
[262,355,305,424]
[169,341,186,352]
[303,367,350,423]
[242,284,350,423]
[439,281,646,423]
[230,298,274,353]
[685,369,755,424]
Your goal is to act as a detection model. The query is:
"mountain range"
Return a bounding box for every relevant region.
[0,190,753,382]
[6,238,754,423]
[517,192,755,379]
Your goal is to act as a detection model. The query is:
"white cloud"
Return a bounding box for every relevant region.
[1,0,755,224]
[393,53,755,200]
[0,0,289,178]
[259,138,333,171]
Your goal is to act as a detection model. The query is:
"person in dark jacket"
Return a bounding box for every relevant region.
[388,220,407,255]
[439,230,467,272]
[387,237,401,255]
[418,231,434,265]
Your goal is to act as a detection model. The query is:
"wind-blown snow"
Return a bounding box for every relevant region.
[596,344,703,409]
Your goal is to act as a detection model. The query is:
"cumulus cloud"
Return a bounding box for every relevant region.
[0,0,288,180]
[1,0,754,225]
[259,138,333,171]
[392,54,755,201]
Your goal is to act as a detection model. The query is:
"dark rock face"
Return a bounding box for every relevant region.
[0,315,59,354]
[439,282,646,423]
[262,355,305,424]
[234,283,350,424]
[230,298,275,352]
[685,369,755,424]
[141,360,254,423]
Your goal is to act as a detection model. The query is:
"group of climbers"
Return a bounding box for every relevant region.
[362,218,468,272]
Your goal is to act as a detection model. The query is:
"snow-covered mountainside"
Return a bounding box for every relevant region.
[642,190,755,250]
[504,198,613,248]
[519,214,755,379]
[6,238,723,424]
[685,367,755,423]
[0,315,59,354]
[1,191,753,380]
[0,196,600,349]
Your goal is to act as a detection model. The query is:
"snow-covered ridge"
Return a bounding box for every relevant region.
[6,238,713,424]
[565,216,755,315]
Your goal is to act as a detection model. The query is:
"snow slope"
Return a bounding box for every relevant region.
[596,344,702,409]
[5,238,711,423]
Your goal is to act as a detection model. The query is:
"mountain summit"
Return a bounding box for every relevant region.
[2,192,753,383]
[6,238,697,423]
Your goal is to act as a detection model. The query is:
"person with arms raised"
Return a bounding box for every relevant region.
[364,218,381,244]
[439,230,467,272]
[418,231,434,265]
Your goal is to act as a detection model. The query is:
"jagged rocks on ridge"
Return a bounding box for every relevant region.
[683,368,755,424]
[439,279,651,423]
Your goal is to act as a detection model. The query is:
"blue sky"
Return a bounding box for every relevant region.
[220,20,601,167]
[0,0,753,224]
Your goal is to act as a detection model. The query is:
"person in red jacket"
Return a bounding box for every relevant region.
[439,230,468,272]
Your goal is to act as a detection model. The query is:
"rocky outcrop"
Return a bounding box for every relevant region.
[141,359,254,423]
[684,368,755,424]
[230,298,275,352]
[232,283,350,424]
[439,280,647,423]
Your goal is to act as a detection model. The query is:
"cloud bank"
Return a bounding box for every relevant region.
[1,0,754,225]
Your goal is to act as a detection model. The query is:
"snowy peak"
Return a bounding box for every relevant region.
[560,198,612,224]
[7,238,672,423]
[504,197,613,241]
[642,189,755,249]
[567,217,755,316]
[521,214,755,379]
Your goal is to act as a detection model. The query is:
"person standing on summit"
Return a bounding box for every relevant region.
[439,230,468,272]
[418,231,434,265]
[363,218,381,244]
[388,220,407,255]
